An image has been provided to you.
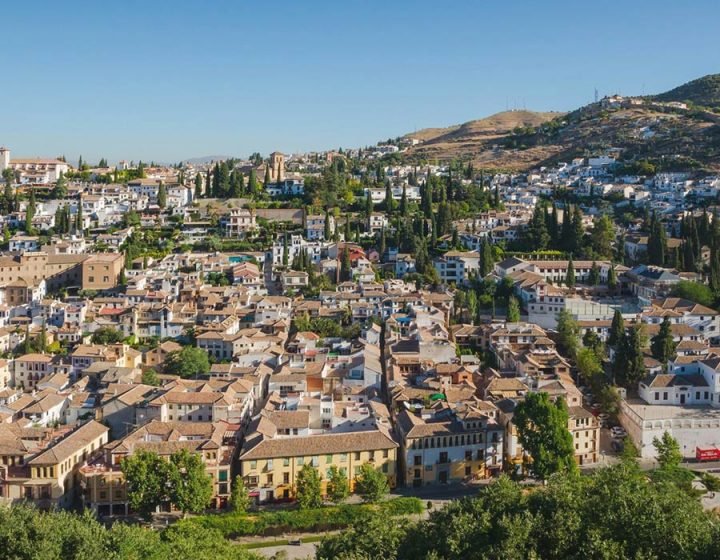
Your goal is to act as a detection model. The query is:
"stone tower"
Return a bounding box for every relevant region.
[0,147,10,172]
[269,152,285,183]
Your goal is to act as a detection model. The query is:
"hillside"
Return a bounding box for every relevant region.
[653,73,720,109]
[398,74,720,172]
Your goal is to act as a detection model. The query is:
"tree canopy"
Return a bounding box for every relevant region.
[164,346,211,378]
[317,464,720,560]
[513,392,577,480]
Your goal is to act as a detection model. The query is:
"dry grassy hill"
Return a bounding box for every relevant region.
[395,74,720,172]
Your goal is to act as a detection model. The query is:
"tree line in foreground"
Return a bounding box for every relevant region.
[317,460,720,560]
[0,504,258,560]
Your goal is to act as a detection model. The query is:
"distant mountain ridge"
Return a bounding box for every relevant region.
[397,74,720,172]
[182,155,237,165]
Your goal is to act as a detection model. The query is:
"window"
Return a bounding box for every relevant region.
[297,457,304,466]
[283,473,289,484]
[219,470,228,482]
[354,452,361,461]
[283,458,290,467]
[663,392,668,401]
[250,461,257,470]
[326,454,333,464]
[414,455,422,466]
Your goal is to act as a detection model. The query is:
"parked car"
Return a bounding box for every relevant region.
[610,426,626,439]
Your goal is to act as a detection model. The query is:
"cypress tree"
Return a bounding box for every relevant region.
[651,316,676,368]
[565,256,576,288]
[608,309,625,347]
[157,182,167,208]
[194,173,203,199]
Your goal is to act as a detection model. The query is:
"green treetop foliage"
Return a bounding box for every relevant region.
[608,309,625,347]
[507,295,521,322]
[52,172,67,199]
[325,465,350,504]
[0,502,260,560]
[230,475,251,514]
[614,324,647,388]
[653,431,683,470]
[141,369,160,387]
[157,181,167,208]
[647,212,667,267]
[91,326,125,345]
[590,214,615,259]
[168,448,214,514]
[565,256,576,287]
[651,316,677,367]
[121,449,174,518]
[354,462,389,503]
[319,463,720,560]
[514,392,577,480]
[671,280,715,308]
[163,346,210,378]
[556,309,580,359]
[295,464,323,509]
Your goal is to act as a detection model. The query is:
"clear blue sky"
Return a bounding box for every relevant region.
[2,0,718,164]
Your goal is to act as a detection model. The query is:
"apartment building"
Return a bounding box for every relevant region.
[79,420,239,515]
[239,416,398,503]
[0,420,109,509]
[396,407,503,487]
[82,253,124,291]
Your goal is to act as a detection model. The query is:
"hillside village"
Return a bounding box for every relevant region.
[0,77,720,522]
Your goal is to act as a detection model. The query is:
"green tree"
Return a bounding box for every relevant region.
[157,181,167,208]
[513,392,577,480]
[340,246,352,281]
[587,261,600,286]
[556,309,580,359]
[91,326,125,344]
[52,172,67,199]
[295,464,322,509]
[507,295,520,323]
[615,324,646,388]
[325,465,350,504]
[671,281,715,307]
[651,316,677,367]
[647,213,667,267]
[121,450,172,519]
[607,263,618,292]
[230,475,251,513]
[576,346,603,387]
[164,346,210,378]
[168,449,213,514]
[316,514,409,560]
[354,462,389,503]
[194,173,203,198]
[591,214,615,259]
[141,369,160,386]
[653,431,682,470]
[565,256,576,288]
[608,309,625,347]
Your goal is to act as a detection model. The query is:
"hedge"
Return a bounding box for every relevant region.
[182,497,423,538]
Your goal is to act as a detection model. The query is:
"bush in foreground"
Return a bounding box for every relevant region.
[184,497,423,538]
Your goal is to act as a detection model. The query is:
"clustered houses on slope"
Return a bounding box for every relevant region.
[0,141,719,515]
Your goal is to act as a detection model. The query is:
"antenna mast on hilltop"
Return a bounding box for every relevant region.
[594,88,598,103]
